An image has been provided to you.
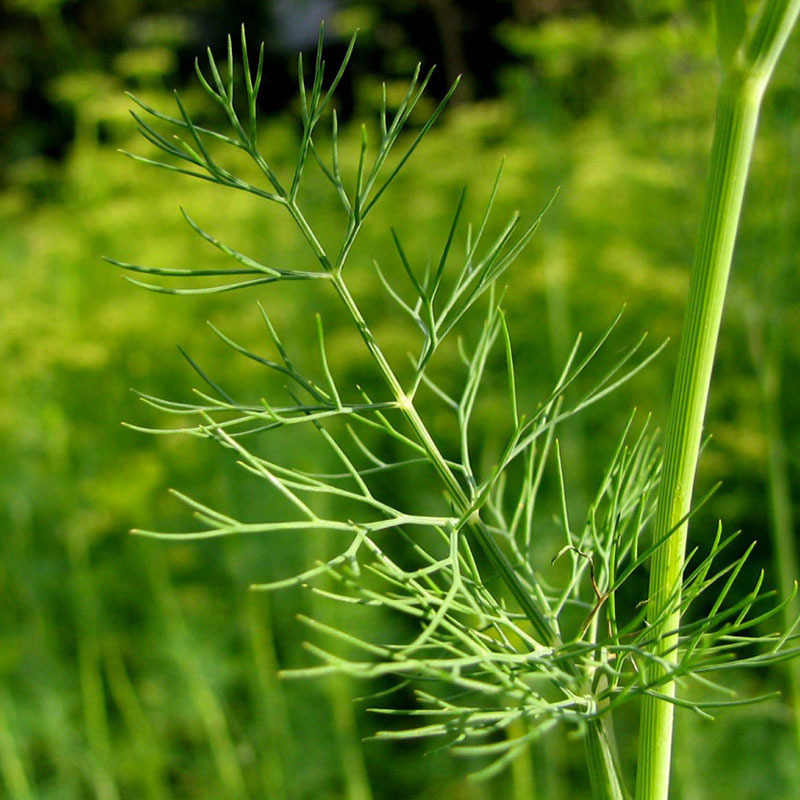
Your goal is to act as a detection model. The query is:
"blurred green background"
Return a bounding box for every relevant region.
[2,1,800,798]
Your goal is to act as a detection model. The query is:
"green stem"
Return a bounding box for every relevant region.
[636,71,765,800]
[587,720,626,800]
[331,275,627,799]
[635,4,800,798]
[331,276,558,640]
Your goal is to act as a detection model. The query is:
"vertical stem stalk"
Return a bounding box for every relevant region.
[635,71,765,800]
[587,719,626,800]
[635,0,800,791]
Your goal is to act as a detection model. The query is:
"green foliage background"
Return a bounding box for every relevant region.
[1,3,799,798]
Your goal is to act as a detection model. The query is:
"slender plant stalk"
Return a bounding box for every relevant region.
[635,3,800,799]
[332,274,627,799]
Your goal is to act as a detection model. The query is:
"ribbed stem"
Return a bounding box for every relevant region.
[586,720,627,800]
[634,71,765,800]
[634,0,800,791]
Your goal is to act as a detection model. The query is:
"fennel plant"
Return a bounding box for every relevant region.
[112,12,800,798]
